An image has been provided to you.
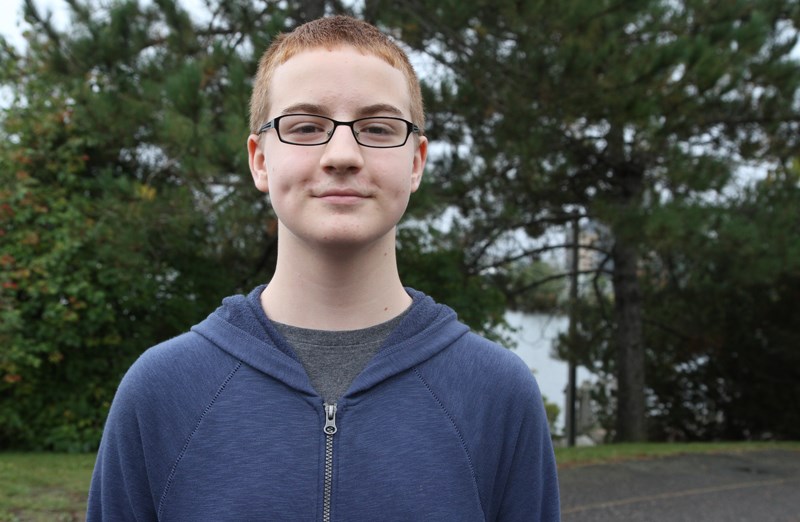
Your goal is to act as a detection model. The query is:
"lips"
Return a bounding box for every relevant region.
[317,189,367,198]
[314,188,371,205]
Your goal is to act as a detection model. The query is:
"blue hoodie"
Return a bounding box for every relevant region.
[88,286,560,521]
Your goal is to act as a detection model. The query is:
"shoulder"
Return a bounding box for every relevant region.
[121,332,221,385]
[100,330,245,475]
[90,331,245,519]
[412,329,558,518]
[439,331,539,399]
[415,329,546,438]
[456,335,561,519]
[112,331,242,418]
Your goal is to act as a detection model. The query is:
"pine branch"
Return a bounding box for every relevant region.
[509,268,613,297]
[476,242,611,274]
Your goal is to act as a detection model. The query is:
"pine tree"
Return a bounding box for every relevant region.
[370,0,800,440]
[0,0,354,450]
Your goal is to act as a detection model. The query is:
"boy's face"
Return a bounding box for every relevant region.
[248,46,427,250]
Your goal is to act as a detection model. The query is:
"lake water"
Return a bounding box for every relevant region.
[504,311,594,434]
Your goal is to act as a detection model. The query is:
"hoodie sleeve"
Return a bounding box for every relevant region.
[494,374,561,521]
[416,330,561,521]
[87,332,241,521]
[86,353,161,521]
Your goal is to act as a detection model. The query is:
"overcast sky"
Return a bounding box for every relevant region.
[1,0,64,50]
[0,0,207,50]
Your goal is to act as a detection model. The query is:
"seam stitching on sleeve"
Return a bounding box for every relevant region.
[413,366,486,517]
[157,361,242,518]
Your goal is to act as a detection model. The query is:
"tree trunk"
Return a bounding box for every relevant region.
[611,236,647,441]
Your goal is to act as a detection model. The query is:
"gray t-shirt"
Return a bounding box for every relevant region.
[273,310,408,403]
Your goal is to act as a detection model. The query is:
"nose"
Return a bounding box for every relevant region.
[319,124,364,174]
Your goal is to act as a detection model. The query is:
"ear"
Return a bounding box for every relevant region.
[248,134,270,193]
[409,136,428,193]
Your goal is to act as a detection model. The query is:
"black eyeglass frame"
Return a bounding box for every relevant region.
[256,113,421,149]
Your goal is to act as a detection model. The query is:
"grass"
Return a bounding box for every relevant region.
[0,453,95,522]
[555,440,800,468]
[1,442,799,519]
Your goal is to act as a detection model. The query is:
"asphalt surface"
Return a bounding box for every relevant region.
[558,449,800,521]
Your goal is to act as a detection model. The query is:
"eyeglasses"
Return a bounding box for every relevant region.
[257,114,420,148]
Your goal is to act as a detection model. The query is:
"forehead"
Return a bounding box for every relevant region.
[268,46,413,118]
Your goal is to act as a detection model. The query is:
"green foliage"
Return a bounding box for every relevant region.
[397,226,509,344]
[3,0,797,450]
[542,395,561,437]
[641,170,800,440]
[0,0,509,451]
[370,0,800,440]
[500,260,567,314]
[0,0,300,451]
[556,169,800,440]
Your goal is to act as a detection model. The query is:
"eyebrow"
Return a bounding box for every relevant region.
[355,104,404,118]
[281,103,327,116]
[280,103,405,119]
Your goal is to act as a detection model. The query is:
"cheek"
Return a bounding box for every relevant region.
[266,162,301,196]
[383,174,414,214]
[394,179,414,200]
[264,166,295,214]
[381,152,418,192]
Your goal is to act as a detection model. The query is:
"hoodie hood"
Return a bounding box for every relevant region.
[191,285,470,398]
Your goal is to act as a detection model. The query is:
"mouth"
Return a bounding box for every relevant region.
[315,188,370,204]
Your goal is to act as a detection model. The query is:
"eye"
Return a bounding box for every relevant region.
[284,120,328,135]
[356,118,402,137]
[277,115,334,144]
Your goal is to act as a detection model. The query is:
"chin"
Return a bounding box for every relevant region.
[311,225,396,251]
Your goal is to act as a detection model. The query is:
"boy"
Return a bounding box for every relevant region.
[88,15,559,521]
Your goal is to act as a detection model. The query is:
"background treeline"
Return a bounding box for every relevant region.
[1,0,798,451]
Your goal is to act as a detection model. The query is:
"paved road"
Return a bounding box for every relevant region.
[558,449,800,521]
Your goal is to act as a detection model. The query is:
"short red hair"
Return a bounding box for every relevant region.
[249,16,425,136]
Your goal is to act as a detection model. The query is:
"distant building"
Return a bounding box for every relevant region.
[565,220,613,298]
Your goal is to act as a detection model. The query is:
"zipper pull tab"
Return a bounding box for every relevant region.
[324,403,337,435]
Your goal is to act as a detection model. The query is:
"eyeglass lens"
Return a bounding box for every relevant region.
[277,115,410,147]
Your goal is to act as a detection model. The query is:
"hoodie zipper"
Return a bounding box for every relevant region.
[322,403,337,522]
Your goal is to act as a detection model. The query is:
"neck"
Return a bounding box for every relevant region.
[260,229,410,330]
